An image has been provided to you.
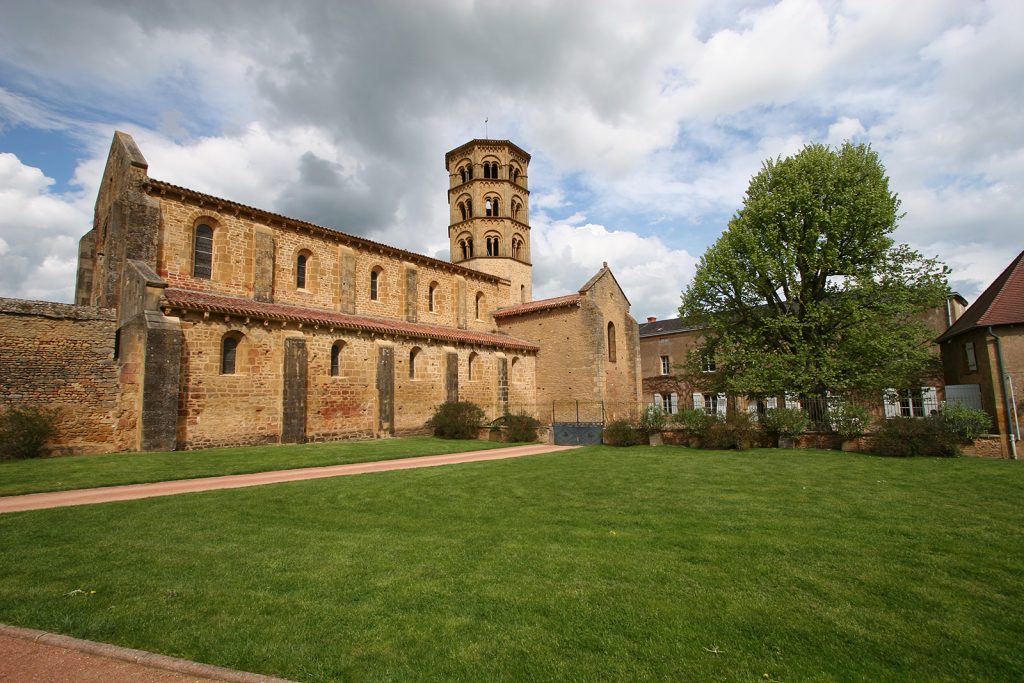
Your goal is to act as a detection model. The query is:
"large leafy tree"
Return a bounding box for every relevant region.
[680,142,949,397]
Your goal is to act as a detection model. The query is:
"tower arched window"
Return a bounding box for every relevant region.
[370,267,383,301]
[459,167,467,184]
[193,224,213,279]
[330,341,344,377]
[296,253,308,289]
[486,235,500,256]
[459,202,468,221]
[428,281,438,312]
[607,322,617,362]
[475,292,485,320]
[485,197,499,217]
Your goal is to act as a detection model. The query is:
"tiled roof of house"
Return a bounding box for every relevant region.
[161,288,539,352]
[492,294,582,318]
[143,178,505,285]
[638,317,702,338]
[937,250,1024,342]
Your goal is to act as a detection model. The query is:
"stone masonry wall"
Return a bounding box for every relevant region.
[0,299,134,455]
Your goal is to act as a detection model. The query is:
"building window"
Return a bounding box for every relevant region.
[511,167,521,184]
[193,224,213,279]
[511,237,522,259]
[483,161,498,179]
[607,322,616,362]
[221,335,239,375]
[428,282,438,312]
[898,389,926,417]
[486,235,500,256]
[370,267,382,301]
[964,342,978,372]
[701,351,716,373]
[520,284,526,303]
[660,392,677,414]
[330,341,343,377]
[475,292,485,320]
[660,355,670,375]
[459,237,474,260]
[459,202,468,221]
[485,197,499,217]
[704,393,719,413]
[511,201,521,221]
[468,352,478,380]
[296,253,307,289]
[409,347,421,379]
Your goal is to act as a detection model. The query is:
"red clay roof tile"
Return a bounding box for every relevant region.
[161,288,539,352]
[938,250,1024,342]
[492,294,582,318]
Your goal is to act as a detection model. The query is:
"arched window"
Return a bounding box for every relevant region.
[409,347,421,379]
[510,356,519,381]
[459,167,467,184]
[193,224,213,279]
[485,197,499,217]
[468,352,478,380]
[491,162,499,178]
[520,284,526,303]
[221,334,240,374]
[459,202,468,221]
[296,253,308,289]
[607,322,617,362]
[466,237,473,258]
[511,201,521,221]
[330,341,344,377]
[428,282,438,312]
[370,267,382,301]
[486,235,500,256]
[475,292,485,320]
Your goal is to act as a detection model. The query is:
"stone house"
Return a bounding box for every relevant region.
[937,250,1024,458]
[0,133,640,454]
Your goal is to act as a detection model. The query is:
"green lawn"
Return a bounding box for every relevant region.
[0,437,514,496]
[1,447,1022,681]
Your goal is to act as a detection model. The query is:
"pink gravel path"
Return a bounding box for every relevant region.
[0,443,578,514]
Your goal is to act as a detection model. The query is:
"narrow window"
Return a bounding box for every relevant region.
[660,355,670,375]
[428,282,437,312]
[330,341,343,377]
[701,351,716,373]
[466,199,472,217]
[459,202,467,221]
[607,322,616,362]
[460,167,467,183]
[520,284,525,303]
[964,342,978,372]
[491,162,499,178]
[113,328,121,361]
[409,347,420,379]
[222,335,239,375]
[370,268,381,301]
[468,352,478,380]
[467,238,473,258]
[296,253,307,289]
[193,224,213,279]
[475,292,484,320]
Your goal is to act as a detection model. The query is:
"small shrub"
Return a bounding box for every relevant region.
[0,406,58,459]
[671,408,718,438]
[604,419,643,446]
[639,406,668,434]
[702,412,757,450]
[871,417,958,457]
[936,403,992,443]
[493,412,541,442]
[427,401,485,440]
[761,407,810,438]
[829,403,871,440]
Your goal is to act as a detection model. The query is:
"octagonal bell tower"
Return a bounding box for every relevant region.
[446,139,532,306]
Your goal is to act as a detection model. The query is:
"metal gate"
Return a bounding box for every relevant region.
[552,400,604,446]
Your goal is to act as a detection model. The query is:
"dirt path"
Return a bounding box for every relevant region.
[0,443,578,513]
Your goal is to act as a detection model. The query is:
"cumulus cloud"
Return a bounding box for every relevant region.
[0,0,1022,314]
[0,153,89,301]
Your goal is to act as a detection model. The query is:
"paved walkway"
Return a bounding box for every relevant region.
[0,443,578,514]
[0,624,294,682]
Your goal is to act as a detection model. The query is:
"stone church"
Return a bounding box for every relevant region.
[0,132,641,454]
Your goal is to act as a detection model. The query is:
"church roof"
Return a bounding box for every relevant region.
[638,317,701,338]
[143,179,506,285]
[492,294,582,318]
[445,139,531,166]
[937,249,1024,342]
[161,288,539,352]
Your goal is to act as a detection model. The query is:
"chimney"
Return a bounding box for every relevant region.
[647,316,657,323]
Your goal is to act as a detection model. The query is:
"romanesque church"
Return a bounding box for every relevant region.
[0,133,640,453]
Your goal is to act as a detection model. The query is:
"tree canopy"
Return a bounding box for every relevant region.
[679,142,949,397]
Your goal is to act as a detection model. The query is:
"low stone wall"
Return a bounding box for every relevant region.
[960,435,1015,459]
[0,298,133,455]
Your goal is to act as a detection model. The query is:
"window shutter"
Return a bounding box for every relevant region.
[692,392,703,412]
[653,394,663,410]
[669,393,678,414]
[785,393,798,409]
[746,397,758,413]
[883,389,900,418]
[717,393,727,417]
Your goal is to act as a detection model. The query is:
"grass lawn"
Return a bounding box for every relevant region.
[0,437,515,496]
[1,446,1022,681]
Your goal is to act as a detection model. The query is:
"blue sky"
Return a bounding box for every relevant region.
[1,0,1021,319]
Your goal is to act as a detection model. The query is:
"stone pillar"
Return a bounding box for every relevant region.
[338,245,356,314]
[253,226,275,303]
